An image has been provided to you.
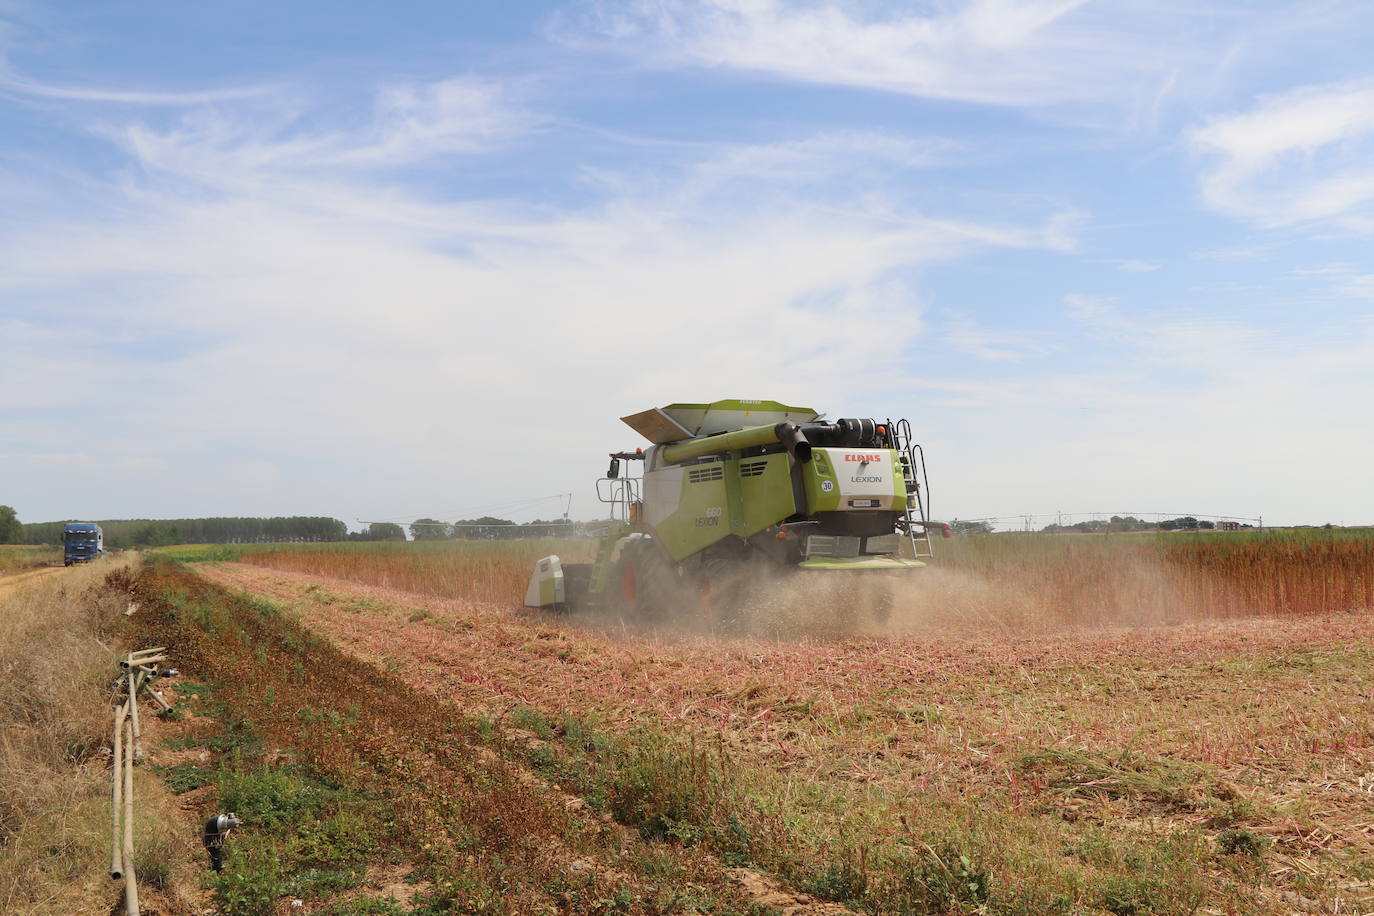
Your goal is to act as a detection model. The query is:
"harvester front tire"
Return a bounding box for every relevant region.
[606,540,686,623]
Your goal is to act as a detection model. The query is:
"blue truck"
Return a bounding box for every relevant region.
[62,523,104,565]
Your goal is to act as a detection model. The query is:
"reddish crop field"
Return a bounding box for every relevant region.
[194,534,1374,915]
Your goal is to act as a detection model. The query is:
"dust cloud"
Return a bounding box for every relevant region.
[568,549,1220,642]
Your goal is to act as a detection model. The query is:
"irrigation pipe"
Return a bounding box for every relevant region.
[110,698,127,880]
[120,654,167,670]
[110,647,171,915]
[122,714,140,916]
[138,671,173,712]
[126,658,144,762]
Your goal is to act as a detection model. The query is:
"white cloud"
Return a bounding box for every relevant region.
[1105,258,1160,273]
[109,77,530,185]
[1287,263,1355,277]
[1,76,273,106]
[1339,274,1374,300]
[557,0,1191,110]
[1065,293,1268,371]
[0,9,273,107]
[1191,244,1274,262]
[912,294,1374,524]
[1190,79,1374,233]
[0,95,1071,520]
[942,313,1049,363]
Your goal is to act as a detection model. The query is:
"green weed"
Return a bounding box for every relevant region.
[320,896,409,916]
[210,838,288,916]
[153,762,214,794]
[1217,828,1271,858]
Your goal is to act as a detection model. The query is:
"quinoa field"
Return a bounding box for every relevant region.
[118,530,1374,915]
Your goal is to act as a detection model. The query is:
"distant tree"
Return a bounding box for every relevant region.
[950,520,994,536]
[410,518,450,540]
[0,506,22,544]
[451,517,517,540]
[364,522,406,541]
[522,518,574,537]
[1198,520,1215,530]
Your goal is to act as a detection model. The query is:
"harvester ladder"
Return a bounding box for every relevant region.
[891,419,935,559]
[590,473,640,595]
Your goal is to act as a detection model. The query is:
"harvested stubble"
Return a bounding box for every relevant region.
[198,545,1374,916]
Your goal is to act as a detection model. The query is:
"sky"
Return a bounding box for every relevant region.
[2,0,1372,530]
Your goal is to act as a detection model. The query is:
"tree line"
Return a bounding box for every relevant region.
[6,507,579,548]
[408,516,577,541]
[950,516,1258,536]
[1040,516,1234,533]
[21,516,350,548]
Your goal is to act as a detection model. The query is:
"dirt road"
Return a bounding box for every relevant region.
[0,565,66,598]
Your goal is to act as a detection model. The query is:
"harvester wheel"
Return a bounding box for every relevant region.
[605,539,684,622]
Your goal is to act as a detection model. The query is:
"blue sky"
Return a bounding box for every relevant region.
[2,0,1372,528]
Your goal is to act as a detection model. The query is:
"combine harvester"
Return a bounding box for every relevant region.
[526,399,947,623]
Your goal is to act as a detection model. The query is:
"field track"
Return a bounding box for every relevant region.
[0,564,65,597]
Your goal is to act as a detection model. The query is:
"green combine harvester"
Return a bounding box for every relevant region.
[525,399,946,621]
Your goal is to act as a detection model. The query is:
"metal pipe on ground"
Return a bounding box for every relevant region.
[122,715,140,916]
[138,673,173,712]
[109,695,127,880]
[120,654,167,670]
[126,658,144,762]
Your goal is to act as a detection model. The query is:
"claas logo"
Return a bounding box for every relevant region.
[844,454,883,462]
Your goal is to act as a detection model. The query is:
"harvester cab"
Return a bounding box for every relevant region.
[525,399,946,621]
